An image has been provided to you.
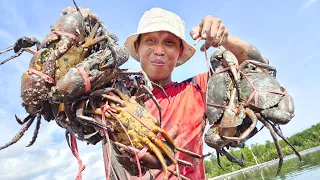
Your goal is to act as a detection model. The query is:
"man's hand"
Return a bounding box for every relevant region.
[114,142,173,170]
[190,15,229,51]
[61,6,99,25]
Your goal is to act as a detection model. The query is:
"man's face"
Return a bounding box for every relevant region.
[135,31,183,81]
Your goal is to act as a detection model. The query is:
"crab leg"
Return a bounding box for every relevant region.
[259,117,284,176]
[216,151,226,172]
[15,114,34,125]
[146,133,182,180]
[98,21,119,63]
[269,123,301,161]
[256,114,302,161]
[76,100,111,130]
[0,45,14,54]
[239,60,277,76]
[114,142,194,168]
[141,84,163,121]
[101,94,126,107]
[168,169,190,180]
[152,127,203,159]
[139,135,180,180]
[26,114,41,147]
[216,148,245,171]
[0,115,36,150]
[151,81,169,100]
[0,47,37,65]
[221,148,244,167]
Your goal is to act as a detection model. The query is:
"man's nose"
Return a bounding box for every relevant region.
[153,44,165,56]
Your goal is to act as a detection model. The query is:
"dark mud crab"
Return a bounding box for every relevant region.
[204,49,301,175]
[0,1,118,150]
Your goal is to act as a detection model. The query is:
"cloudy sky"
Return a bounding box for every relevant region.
[0,0,319,179]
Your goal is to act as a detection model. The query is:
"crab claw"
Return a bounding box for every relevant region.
[0,37,40,65]
[210,49,240,80]
[221,50,240,81]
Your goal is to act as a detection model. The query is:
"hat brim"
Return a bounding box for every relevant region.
[124,22,196,67]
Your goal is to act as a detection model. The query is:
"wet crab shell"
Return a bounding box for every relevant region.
[238,72,284,110]
[205,54,236,125]
[51,12,86,42]
[21,49,55,120]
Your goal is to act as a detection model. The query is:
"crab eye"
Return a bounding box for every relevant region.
[76,29,81,36]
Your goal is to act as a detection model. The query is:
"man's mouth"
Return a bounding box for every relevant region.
[151,59,165,66]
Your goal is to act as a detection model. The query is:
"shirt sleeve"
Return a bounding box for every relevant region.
[195,72,210,93]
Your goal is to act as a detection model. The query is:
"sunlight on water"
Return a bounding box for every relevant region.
[225,147,320,180]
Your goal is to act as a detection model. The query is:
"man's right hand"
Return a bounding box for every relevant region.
[114,142,173,170]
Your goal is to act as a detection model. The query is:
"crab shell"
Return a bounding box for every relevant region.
[238,72,284,110]
[51,44,129,102]
[51,12,86,42]
[206,50,237,125]
[21,48,55,120]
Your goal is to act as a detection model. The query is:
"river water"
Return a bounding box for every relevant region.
[212,146,320,180]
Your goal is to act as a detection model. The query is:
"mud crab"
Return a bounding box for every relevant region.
[0,0,117,150]
[204,49,301,175]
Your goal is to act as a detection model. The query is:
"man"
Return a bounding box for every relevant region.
[116,7,269,180]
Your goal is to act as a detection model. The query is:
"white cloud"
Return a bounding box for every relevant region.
[0,122,105,180]
[298,0,318,15]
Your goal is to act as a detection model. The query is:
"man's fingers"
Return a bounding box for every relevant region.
[190,26,201,40]
[194,15,229,50]
[213,25,225,47]
[201,36,214,51]
[218,30,229,47]
[201,16,213,38]
[114,142,168,169]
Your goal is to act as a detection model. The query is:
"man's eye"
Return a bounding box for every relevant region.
[166,40,175,45]
[146,39,156,43]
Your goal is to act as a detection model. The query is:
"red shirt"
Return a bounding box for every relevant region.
[145,72,209,180]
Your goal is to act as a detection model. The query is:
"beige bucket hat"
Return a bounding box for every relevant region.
[124,8,196,67]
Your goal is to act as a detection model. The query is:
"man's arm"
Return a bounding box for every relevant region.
[223,35,269,64]
[190,15,269,64]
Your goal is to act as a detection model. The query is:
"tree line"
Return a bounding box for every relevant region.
[205,122,320,178]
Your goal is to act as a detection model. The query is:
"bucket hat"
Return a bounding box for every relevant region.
[124,8,196,67]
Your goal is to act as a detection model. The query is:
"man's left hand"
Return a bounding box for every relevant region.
[190,15,229,51]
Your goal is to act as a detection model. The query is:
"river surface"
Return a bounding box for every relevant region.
[211,146,320,180]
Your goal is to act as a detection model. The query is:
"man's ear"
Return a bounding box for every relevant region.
[178,46,184,59]
[134,41,139,58]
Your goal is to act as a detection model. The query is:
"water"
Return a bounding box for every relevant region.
[211,146,320,180]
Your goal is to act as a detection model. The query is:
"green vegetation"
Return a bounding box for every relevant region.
[205,122,320,178]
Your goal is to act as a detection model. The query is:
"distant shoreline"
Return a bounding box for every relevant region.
[208,146,320,180]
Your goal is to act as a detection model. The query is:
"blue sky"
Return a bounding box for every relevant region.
[0,0,319,179]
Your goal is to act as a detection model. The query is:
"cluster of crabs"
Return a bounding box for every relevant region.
[203,49,301,175]
[0,1,206,180]
[0,0,301,179]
